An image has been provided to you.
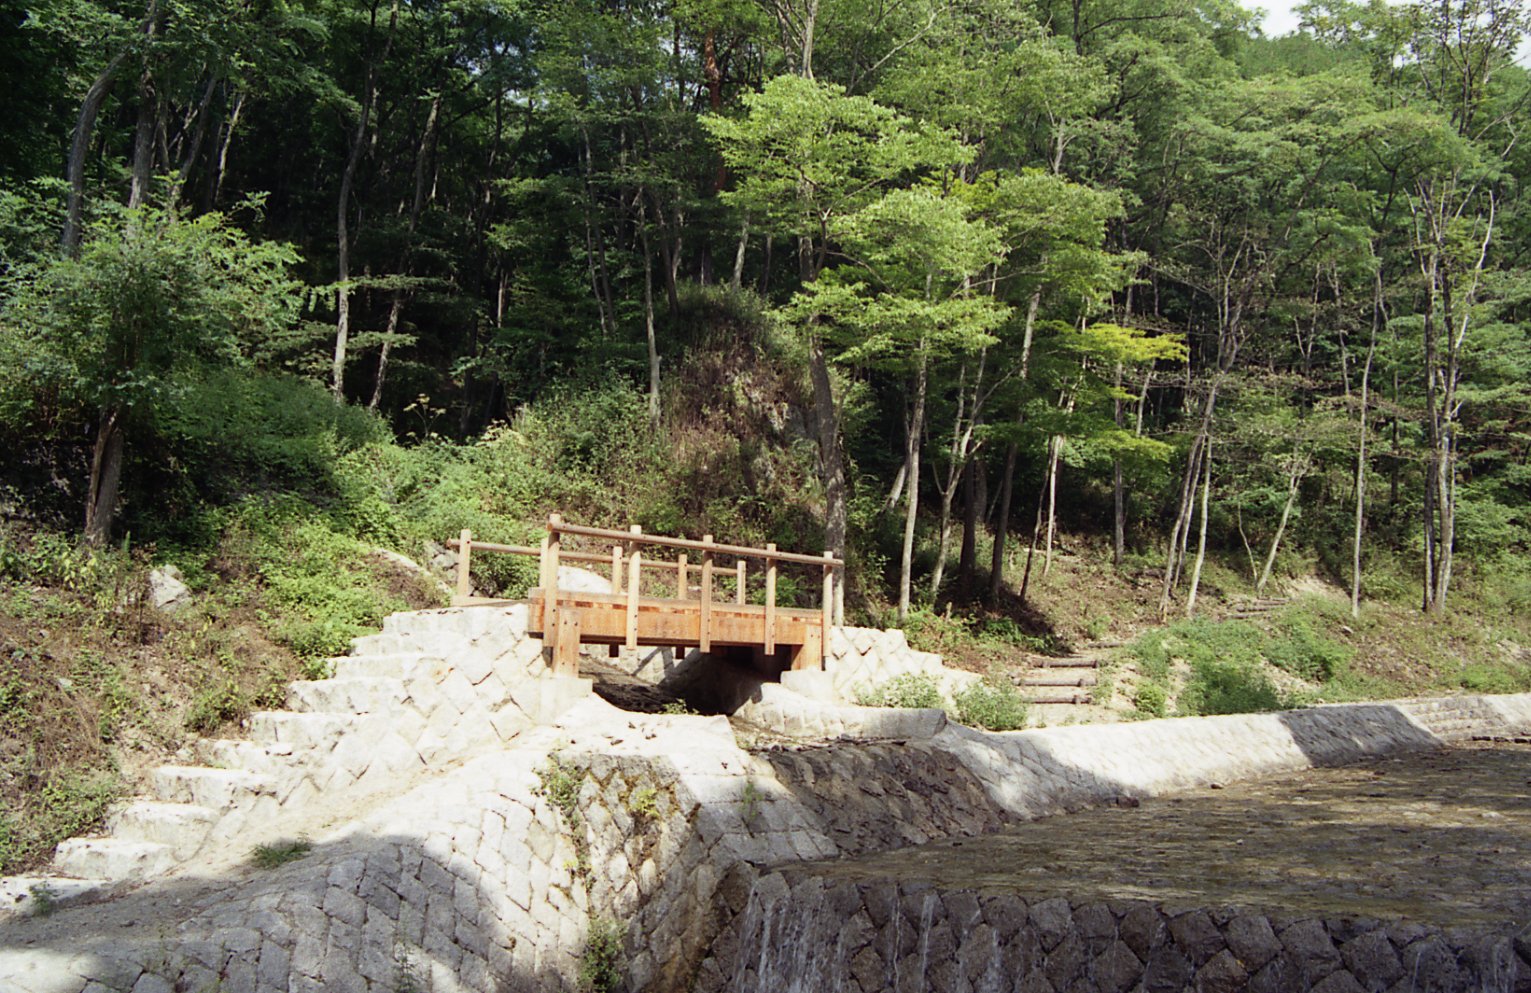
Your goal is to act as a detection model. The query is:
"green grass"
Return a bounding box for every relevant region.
[854,673,944,709]
[952,677,1028,731]
[250,838,312,869]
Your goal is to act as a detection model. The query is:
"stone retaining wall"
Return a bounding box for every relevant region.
[698,869,1529,993]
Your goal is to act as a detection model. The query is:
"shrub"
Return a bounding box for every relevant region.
[184,680,248,733]
[1180,658,1285,716]
[855,673,943,709]
[1458,662,1531,695]
[953,677,1028,730]
[1267,610,1353,682]
[1134,682,1168,718]
[578,916,624,993]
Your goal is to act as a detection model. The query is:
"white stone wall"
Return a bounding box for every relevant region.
[826,626,981,704]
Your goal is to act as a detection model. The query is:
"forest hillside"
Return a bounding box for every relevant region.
[0,0,1529,871]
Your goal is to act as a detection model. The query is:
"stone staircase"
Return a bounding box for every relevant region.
[0,605,590,918]
[1396,695,1508,741]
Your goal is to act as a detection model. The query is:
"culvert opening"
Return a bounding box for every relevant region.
[579,644,791,716]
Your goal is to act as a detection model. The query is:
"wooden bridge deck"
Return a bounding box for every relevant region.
[451,516,842,678]
[527,588,825,672]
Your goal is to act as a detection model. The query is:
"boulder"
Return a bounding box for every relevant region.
[149,566,192,612]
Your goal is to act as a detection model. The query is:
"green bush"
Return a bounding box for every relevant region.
[184,679,248,733]
[1134,682,1168,718]
[953,677,1028,731]
[1266,614,1353,682]
[578,916,624,993]
[1458,662,1531,695]
[1180,658,1285,716]
[855,673,944,709]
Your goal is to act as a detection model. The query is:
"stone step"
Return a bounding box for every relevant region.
[194,738,295,775]
[53,838,176,882]
[349,632,407,656]
[331,653,443,680]
[105,802,218,860]
[0,875,107,915]
[247,711,361,750]
[152,767,275,809]
[286,677,406,714]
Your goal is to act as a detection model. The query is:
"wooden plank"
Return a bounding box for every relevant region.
[677,553,688,599]
[611,546,623,595]
[764,543,777,654]
[545,519,843,567]
[699,534,714,653]
[456,529,472,601]
[626,548,641,650]
[821,551,834,668]
[553,610,581,676]
[736,559,746,605]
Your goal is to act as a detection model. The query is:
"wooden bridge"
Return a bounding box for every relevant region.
[450,515,843,677]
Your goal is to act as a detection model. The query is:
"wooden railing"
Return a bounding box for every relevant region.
[448,515,843,667]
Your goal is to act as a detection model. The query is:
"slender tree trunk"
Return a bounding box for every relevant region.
[987,289,1042,601]
[1352,276,1378,619]
[332,0,397,400]
[730,218,749,291]
[1257,449,1303,595]
[63,51,129,253]
[957,460,980,597]
[898,346,929,620]
[210,90,244,208]
[1041,436,1063,578]
[639,202,660,426]
[371,88,441,410]
[1184,436,1214,617]
[84,406,126,546]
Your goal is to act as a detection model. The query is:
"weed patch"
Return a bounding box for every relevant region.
[250,838,312,869]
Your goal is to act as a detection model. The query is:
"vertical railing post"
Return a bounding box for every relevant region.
[677,553,688,599]
[456,529,473,602]
[626,538,642,651]
[764,543,777,654]
[545,515,562,651]
[699,535,714,653]
[611,545,624,595]
[821,551,834,669]
[736,559,747,605]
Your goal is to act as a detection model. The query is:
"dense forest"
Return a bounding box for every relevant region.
[2,0,1530,632]
[1,0,1530,873]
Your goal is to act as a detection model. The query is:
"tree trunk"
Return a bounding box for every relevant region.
[807,333,846,619]
[987,289,1042,601]
[957,459,980,597]
[1041,437,1062,579]
[1112,362,1126,568]
[1256,449,1302,595]
[332,0,398,400]
[84,407,126,546]
[1184,436,1214,617]
[730,218,749,290]
[1352,272,1379,619]
[898,346,929,620]
[371,88,441,411]
[639,203,660,426]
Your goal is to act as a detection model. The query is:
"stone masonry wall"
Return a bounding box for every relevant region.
[699,869,1531,993]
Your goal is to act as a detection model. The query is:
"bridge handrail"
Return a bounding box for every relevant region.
[447,514,839,664]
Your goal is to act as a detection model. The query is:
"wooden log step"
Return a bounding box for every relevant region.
[1022,675,1096,688]
[1024,693,1093,706]
[1033,658,1100,669]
